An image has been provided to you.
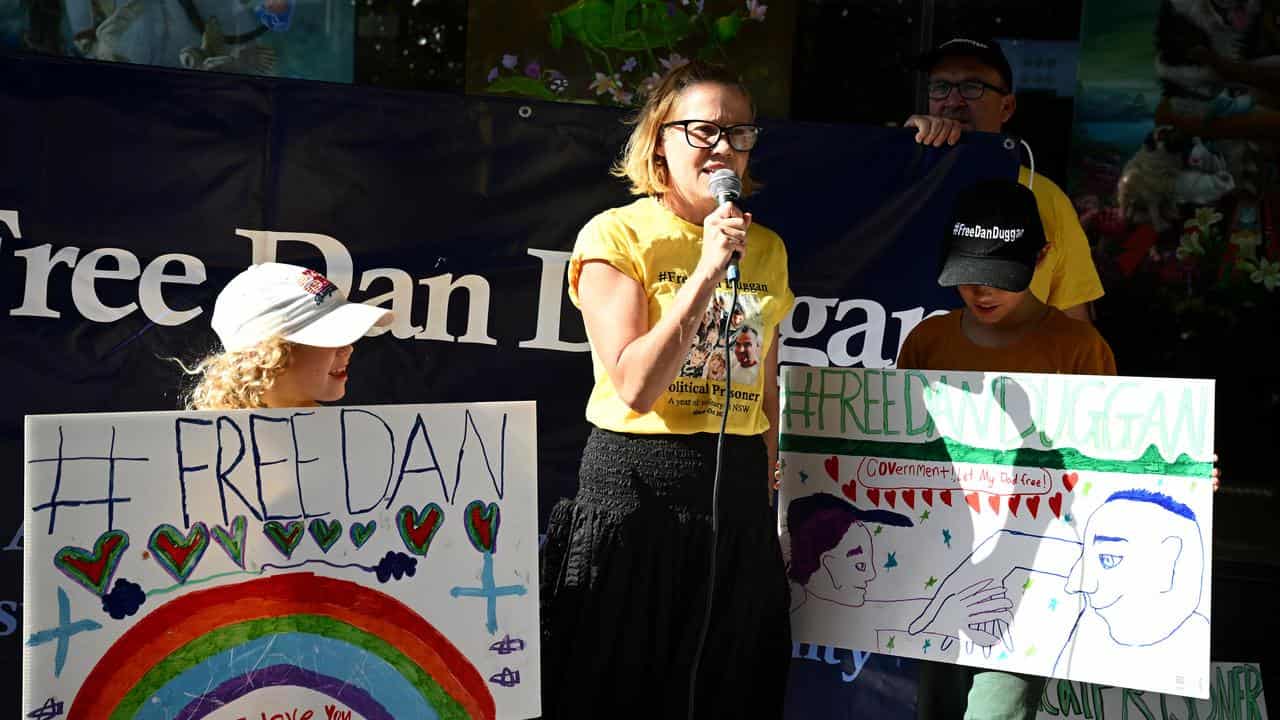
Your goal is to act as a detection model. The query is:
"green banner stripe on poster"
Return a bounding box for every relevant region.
[778,435,1212,478]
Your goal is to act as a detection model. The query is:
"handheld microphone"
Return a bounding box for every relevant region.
[707,168,743,283]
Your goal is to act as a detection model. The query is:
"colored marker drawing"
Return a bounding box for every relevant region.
[780,368,1214,698]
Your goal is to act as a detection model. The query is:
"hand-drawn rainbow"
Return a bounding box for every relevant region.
[68,572,495,720]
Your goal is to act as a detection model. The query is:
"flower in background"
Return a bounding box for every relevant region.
[501,54,518,70]
[610,84,635,105]
[1176,227,1206,260]
[487,66,500,83]
[746,0,767,21]
[1242,258,1280,291]
[524,61,542,79]
[1187,206,1223,231]
[1229,228,1262,261]
[622,56,638,73]
[639,72,663,97]
[589,72,620,95]
[660,53,690,72]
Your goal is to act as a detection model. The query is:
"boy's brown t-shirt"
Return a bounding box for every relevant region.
[896,307,1117,375]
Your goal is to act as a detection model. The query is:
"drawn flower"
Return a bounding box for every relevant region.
[660,53,690,72]
[746,0,767,21]
[547,70,569,94]
[501,53,518,70]
[1176,228,1206,260]
[1243,258,1280,291]
[487,66,499,83]
[102,578,145,619]
[639,72,663,97]
[589,72,620,95]
[1186,206,1223,231]
[524,61,541,78]
[621,56,638,73]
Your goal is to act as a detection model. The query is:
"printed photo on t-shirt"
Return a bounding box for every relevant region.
[678,291,764,386]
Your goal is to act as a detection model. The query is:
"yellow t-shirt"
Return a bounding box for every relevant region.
[568,197,796,435]
[897,308,1117,375]
[1023,167,1105,310]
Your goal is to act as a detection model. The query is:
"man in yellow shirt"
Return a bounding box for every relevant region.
[904,37,1103,322]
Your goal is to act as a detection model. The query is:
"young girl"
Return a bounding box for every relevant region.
[185,262,391,410]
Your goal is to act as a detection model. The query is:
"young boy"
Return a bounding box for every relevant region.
[897,178,1115,720]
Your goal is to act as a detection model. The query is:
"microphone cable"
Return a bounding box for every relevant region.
[687,272,740,720]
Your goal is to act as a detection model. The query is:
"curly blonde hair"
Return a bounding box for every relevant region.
[612,59,759,197]
[183,336,295,410]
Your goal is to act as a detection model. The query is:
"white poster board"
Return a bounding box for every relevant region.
[23,401,539,720]
[779,367,1215,698]
[1037,661,1267,720]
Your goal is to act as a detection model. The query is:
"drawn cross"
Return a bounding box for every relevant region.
[26,587,102,677]
[450,552,527,634]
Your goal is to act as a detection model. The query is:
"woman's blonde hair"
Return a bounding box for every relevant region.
[182,336,294,410]
[612,60,758,197]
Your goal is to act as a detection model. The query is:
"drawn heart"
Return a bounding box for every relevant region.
[211,516,247,568]
[1048,492,1064,518]
[263,520,306,559]
[397,504,444,556]
[987,494,1001,513]
[884,490,897,509]
[465,500,502,554]
[54,530,130,597]
[841,480,858,502]
[148,523,210,584]
[939,490,953,507]
[922,489,933,506]
[866,488,881,506]
[308,518,343,554]
[1026,495,1041,519]
[903,489,916,510]
[964,492,981,513]
[1008,496,1021,517]
[824,456,840,483]
[1062,472,1080,492]
[349,521,377,549]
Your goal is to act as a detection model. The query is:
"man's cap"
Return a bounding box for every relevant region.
[211,262,392,352]
[939,179,1046,292]
[914,37,1013,91]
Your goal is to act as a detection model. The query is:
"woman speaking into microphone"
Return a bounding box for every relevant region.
[540,61,794,718]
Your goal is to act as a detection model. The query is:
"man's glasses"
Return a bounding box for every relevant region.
[661,120,762,151]
[927,80,1009,100]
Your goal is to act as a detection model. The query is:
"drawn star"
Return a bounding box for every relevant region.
[1064,513,1074,524]
[873,525,883,535]
[923,639,932,653]
[924,576,938,589]
[1022,577,1033,591]
[942,529,952,548]
[919,509,931,521]
[887,636,896,650]
[1026,645,1037,657]
[884,552,898,570]
[1082,481,1093,496]
[998,651,1009,661]
[1049,598,1058,611]
[799,470,809,484]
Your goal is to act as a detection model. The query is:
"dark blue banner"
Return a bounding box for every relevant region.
[0,52,1018,715]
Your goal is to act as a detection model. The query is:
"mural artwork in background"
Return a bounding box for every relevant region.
[1072,1,1280,354]
[778,367,1216,698]
[1036,661,1268,720]
[23,401,539,719]
[0,0,353,82]
[465,0,796,116]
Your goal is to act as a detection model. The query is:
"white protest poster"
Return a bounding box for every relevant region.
[1037,661,1268,720]
[23,401,539,720]
[778,367,1215,698]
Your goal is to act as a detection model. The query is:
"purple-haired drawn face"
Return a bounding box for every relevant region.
[806,521,877,607]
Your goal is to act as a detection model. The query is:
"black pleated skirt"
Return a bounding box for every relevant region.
[539,427,791,719]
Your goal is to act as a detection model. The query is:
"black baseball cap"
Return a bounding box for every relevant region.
[939,179,1045,292]
[914,37,1014,91]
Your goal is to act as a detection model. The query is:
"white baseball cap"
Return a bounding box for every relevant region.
[211,262,393,352]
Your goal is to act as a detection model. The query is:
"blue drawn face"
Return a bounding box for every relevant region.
[809,522,877,607]
[1066,499,1202,645]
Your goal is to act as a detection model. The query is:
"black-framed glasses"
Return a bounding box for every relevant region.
[927,79,1009,100]
[661,120,762,151]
